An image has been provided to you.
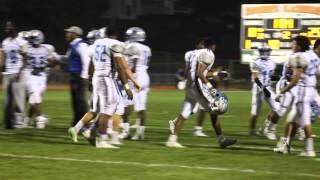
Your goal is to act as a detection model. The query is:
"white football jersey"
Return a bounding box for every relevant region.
[1,36,28,74]
[250,57,276,86]
[87,44,94,58]
[289,50,320,87]
[189,49,215,81]
[280,56,295,81]
[123,42,138,69]
[92,38,124,77]
[185,49,197,69]
[125,42,151,72]
[25,44,52,70]
[43,44,60,61]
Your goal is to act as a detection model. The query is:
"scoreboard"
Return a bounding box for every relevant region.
[241,4,320,64]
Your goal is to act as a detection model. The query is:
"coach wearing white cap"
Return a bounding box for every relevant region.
[64,26,89,126]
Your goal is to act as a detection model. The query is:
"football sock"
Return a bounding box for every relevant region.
[263,119,271,131]
[100,133,108,141]
[306,138,314,152]
[269,122,277,131]
[138,126,145,136]
[74,121,84,133]
[169,134,177,142]
[123,122,130,134]
[194,126,203,131]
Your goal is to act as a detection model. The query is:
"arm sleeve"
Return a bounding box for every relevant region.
[111,43,124,58]
[250,61,260,73]
[124,44,140,59]
[20,43,29,54]
[77,43,90,79]
[185,51,192,64]
[289,53,308,69]
[198,52,213,65]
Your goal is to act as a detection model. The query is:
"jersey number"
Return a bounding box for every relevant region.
[95,45,107,62]
[8,49,18,64]
[306,59,319,76]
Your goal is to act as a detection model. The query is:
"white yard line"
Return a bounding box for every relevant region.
[0,152,319,178]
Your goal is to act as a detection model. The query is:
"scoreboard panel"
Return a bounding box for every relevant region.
[241,4,320,64]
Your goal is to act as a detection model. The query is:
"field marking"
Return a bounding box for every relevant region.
[0,153,319,178]
[147,141,320,153]
[0,129,318,154]
[0,128,319,151]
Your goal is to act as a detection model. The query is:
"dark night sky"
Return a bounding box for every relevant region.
[0,0,319,59]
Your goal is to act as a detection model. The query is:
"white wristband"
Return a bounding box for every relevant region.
[124,83,130,90]
[206,82,213,89]
[213,72,218,76]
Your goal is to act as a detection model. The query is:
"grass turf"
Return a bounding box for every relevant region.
[0,90,319,180]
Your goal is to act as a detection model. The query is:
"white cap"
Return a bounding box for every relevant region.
[64,26,83,35]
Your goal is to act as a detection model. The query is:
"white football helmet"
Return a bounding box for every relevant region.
[125,27,146,42]
[96,27,107,39]
[210,91,228,114]
[18,31,30,41]
[258,44,271,60]
[86,29,98,44]
[29,30,44,45]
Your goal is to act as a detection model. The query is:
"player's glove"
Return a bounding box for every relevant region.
[263,87,271,98]
[254,78,263,88]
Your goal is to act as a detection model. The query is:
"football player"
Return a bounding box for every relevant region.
[165,38,237,148]
[120,27,151,140]
[0,21,29,129]
[184,39,209,137]
[22,30,58,128]
[258,54,296,141]
[169,39,227,137]
[184,40,228,137]
[249,45,280,137]
[274,36,320,157]
[68,26,140,148]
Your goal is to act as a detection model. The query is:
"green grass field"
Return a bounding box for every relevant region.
[0,90,319,180]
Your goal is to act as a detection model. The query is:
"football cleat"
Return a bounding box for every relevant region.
[264,131,277,140]
[298,151,316,157]
[68,127,78,143]
[82,129,91,139]
[165,141,185,148]
[131,133,144,141]
[109,132,122,145]
[273,138,290,154]
[166,135,185,148]
[219,138,237,149]
[36,116,48,129]
[119,132,131,140]
[193,131,208,137]
[109,137,123,145]
[193,126,207,137]
[96,139,119,149]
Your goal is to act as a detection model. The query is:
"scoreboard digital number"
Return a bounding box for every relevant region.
[241,4,320,64]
